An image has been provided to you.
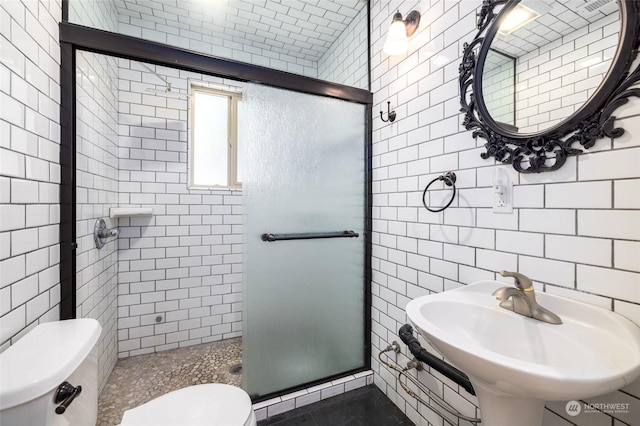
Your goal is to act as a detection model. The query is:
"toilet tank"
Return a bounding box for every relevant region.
[0,319,102,426]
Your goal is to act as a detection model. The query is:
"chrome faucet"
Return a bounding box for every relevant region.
[492,271,562,325]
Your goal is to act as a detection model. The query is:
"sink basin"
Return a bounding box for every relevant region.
[406,280,640,426]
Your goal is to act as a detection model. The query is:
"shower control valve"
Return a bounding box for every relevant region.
[94,218,119,249]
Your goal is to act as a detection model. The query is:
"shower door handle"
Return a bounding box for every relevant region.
[261,230,359,242]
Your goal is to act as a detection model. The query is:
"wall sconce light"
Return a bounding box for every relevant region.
[383,10,421,56]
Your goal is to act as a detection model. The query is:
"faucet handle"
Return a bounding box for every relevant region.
[499,270,533,291]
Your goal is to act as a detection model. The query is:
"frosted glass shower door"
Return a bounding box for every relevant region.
[242,83,366,398]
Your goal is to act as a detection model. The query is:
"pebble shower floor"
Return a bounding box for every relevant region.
[97,338,242,426]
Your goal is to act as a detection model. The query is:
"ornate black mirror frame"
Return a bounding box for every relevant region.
[459,0,640,173]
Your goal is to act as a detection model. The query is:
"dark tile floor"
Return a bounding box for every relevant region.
[258,385,415,426]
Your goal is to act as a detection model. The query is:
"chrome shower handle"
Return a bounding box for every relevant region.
[94,218,119,249]
[100,228,119,238]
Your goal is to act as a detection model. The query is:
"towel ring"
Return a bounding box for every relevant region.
[422,172,457,212]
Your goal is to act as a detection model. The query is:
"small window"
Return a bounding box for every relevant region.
[189,85,242,188]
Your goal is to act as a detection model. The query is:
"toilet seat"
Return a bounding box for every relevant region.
[118,384,256,426]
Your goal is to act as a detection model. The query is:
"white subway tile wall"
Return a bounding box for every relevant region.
[66,0,120,393]
[317,6,369,90]
[116,60,244,357]
[75,50,120,392]
[370,2,639,426]
[0,0,62,352]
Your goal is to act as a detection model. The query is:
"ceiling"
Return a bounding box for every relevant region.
[115,0,368,64]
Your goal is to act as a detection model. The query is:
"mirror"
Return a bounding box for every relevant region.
[482,49,516,130]
[460,0,640,173]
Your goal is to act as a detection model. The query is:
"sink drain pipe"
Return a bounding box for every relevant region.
[399,324,475,396]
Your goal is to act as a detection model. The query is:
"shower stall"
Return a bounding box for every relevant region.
[61,0,372,405]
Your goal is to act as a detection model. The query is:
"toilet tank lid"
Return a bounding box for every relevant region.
[0,319,101,410]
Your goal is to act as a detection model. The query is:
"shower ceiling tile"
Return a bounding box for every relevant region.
[115,0,367,63]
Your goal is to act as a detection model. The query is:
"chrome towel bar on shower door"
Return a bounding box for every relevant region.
[261,230,359,242]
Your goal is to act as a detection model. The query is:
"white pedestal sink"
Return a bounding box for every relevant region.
[406,280,640,426]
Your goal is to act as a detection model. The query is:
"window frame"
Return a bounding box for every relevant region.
[188,83,242,189]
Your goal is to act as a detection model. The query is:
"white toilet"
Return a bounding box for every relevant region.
[0,319,256,426]
[0,319,102,426]
[118,383,257,426]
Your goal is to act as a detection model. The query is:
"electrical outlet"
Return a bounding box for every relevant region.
[492,181,513,213]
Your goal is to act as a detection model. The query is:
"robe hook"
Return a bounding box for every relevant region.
[380,101,396,122]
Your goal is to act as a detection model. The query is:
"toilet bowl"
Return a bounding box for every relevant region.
[118,383,257,426]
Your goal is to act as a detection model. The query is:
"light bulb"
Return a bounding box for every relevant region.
[383,20,408,55]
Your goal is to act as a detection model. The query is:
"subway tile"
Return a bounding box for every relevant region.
[0,254,25,289]
[0,147,26,178]
[578,147,640,180]
[11,274,38,308]
[614,241,640,273]
[429,224,457,244]
[0,305,26,345]
[10,227,39,256]
[614,300,640,328]
[0,232,10,261]
[503,181,541,204]
[519,209,575,235]
[458,265,494,285]
[459,227,494,250]
[430,258,458,281]
[477,208,519,231]
[496,230,543,257]
[25,156,50,182]
[0,205,26,232]
[443,244,474,266]
[577,265,640,303]
[456,188,491,208]
[579,210,640,240]
[443,207,475,227]
[614,179,640,209]
[25,247,49,276]
[476,249,517,273]
[546,235,611,267]
[10,178,38,203]
[546,181,611,208]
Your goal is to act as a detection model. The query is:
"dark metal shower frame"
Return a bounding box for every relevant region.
[58,0,373,403]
